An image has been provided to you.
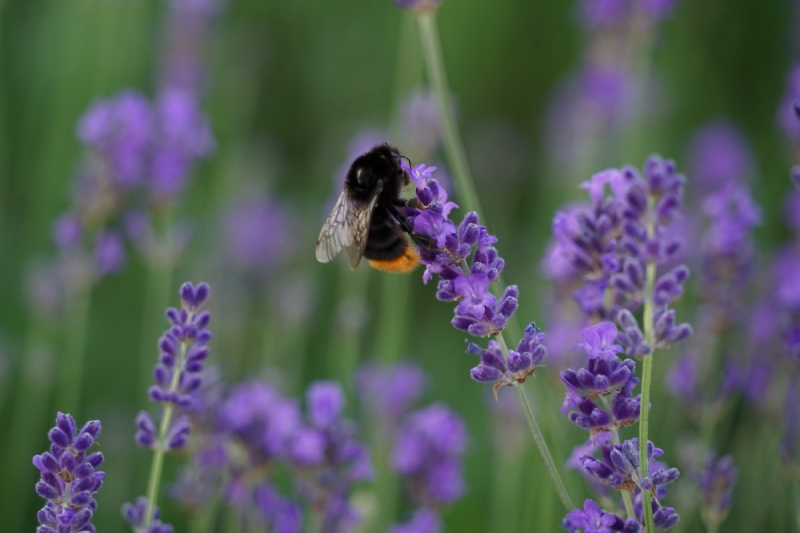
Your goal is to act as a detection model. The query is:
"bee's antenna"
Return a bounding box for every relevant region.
[400,154,412,166]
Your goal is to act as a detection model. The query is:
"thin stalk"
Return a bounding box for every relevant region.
[496,333,574,511]
[415,11,483,221]
[638,244,657,531]
[144,340,188,526]
[57,284,92,416]
[600,396,636,518]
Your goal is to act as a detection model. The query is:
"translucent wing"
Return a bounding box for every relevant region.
[315,183,383,268]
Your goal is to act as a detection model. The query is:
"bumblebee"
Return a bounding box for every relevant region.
[316,144,435,272]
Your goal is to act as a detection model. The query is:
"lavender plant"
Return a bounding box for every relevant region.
[33,413,105,533]
[125,281,212,532]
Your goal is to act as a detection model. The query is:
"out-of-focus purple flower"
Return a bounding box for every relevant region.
[34,413,105,533]
[777,63,800,141]
[400,90,442,160]
[687,120,754,190]
[53,214,82,250]
[692,453,736,530]
[223,185,295,278]
[390,508,442,533]
[218,380,301,464]
[138,282,212,451]
[545,64,635,166]
[393,403,467,506]
[356,362,427,427]
[77,91,154,188]
[562,499,640,533]
[93,230,125,275]
[121,496,174,533]
[150,89,215,200]
[289,380,372,533]
[254,483,303,533]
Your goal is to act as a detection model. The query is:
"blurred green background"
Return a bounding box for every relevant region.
[0,0,797,531]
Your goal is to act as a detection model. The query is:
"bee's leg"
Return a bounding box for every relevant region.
[388,205,438,251]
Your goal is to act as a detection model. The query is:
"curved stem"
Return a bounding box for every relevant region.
[144,339,188,526]
[495,334,575,512]
[415,11,482,220]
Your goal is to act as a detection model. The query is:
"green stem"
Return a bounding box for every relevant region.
[415,11,483,220]
[638,258,657,532]
[144,339,188,526]
[495,334,574,511]
[57,285,92,416]
[513,383,574,512]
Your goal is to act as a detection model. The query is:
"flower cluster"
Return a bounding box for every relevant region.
[33,413,105,533]
[392,403,467,517]
[563,499,640,533]
[402,163,544,390]
[560,322,641,434]
[136,282,212,450]
[175,379,372,532]
[548,159,691,336]
[78,89,214,202]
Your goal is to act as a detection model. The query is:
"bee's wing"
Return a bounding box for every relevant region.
[315,183,383,268]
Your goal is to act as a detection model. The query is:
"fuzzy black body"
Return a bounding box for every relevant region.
[316,144,431,271]
[343,145,410,263]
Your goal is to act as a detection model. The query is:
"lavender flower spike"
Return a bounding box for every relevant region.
[34,413,105,533]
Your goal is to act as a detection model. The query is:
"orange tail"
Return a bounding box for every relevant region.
[367,247,420,273]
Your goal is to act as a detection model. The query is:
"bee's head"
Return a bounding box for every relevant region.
[345,144,407,198]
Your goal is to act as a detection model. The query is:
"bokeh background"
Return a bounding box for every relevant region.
[0,0,798,531]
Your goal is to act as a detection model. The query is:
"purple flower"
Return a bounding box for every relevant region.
[289,380,372,533]
[468,323,547,394]
[393,403,467,506]
[356,362,427,427]
[777,63,800,141]
[53,214,82,250]
[687,120,753,190]
[34,413,105,533]
[121,496,174,533]
[93,230,125,275]
[138,282,211,456]
[400,90,442,159]
[692,453,736,529]
[254,483,303,533]
[562,499,639,533]
[218,380,302,464]
[223,185,295,277]
[77,90,154,188]
[578,322,623,359]
[390,508,442,533]
[454,273,496,318]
